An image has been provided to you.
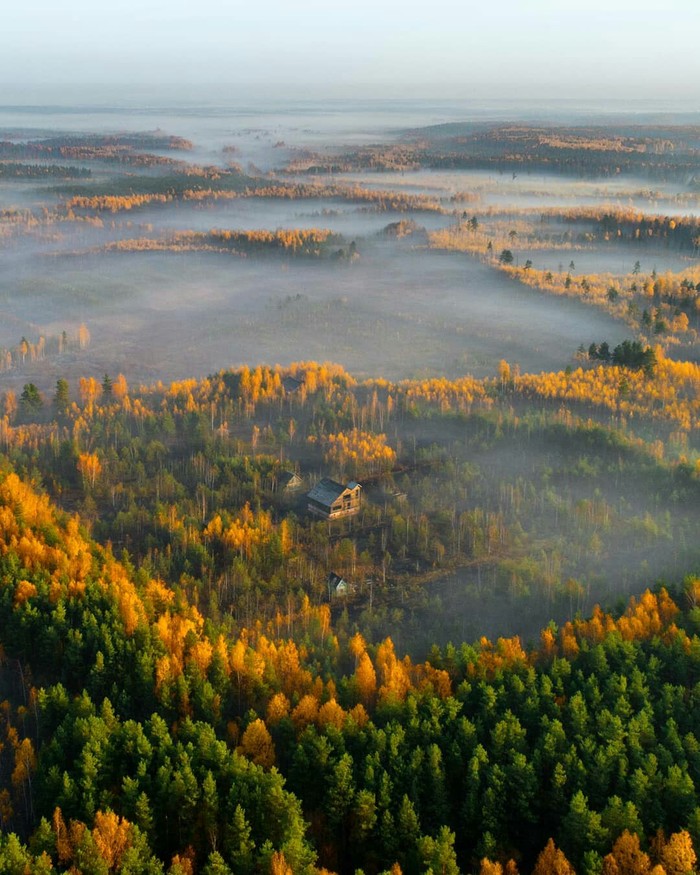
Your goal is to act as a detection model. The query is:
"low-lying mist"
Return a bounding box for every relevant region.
[0,241,631,392]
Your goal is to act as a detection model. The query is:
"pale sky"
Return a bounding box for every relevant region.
[2,0,699,99]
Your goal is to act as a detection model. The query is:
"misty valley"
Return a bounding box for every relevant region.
[2,101,700,875]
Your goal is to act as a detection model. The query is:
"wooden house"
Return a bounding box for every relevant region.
[277,471,304,492]
[307,478,362,520]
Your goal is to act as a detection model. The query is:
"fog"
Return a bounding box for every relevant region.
[0,242,631,393]
[3,98,664,393]
[513,247,694,276]
[1,98,696,395]
[132,199,450,238]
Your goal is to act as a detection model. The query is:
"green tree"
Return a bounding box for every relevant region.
[561,792,606,868]
[54,378,70,415]
[200,770,219,853]
[419,826,460,875]
[20,382,43,412]
[224,805,255,874]
[202,851,234,875]
[327,754,355,828]
[350,789,377,845]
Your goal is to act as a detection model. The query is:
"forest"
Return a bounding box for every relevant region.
[284,124,700,180]
[2,110,700,872]
[1,443,700,874]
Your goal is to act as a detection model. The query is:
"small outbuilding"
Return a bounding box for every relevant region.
[277,471,304,492]
[282,376,304,394]
[328,572,348,597]
[307,478,362,520]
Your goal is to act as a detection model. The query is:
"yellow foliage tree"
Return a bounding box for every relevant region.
[355,651,377,707]
[375,638,411,702]
[291,694,320,732]
[168,854,194,875]
[52,807,72,864]
[317,699,346,729]
[533,839,576,875]
[238,718,275,769]
[11,737,36,791]
[266,692,291,725]
[349,631,367,666]
[480,860,503,875]
[270,851,294,875]
[657,831,697,875]
[77,452,102,488]
[112,373,129,400]
[603,832,651,875]
[92,810,134,870]
[14,579,37,607]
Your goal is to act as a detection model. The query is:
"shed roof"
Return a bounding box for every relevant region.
[278,470,303,489]
[282,376,304,393]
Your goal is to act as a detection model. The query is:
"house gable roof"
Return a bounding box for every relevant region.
[307,477,347,507]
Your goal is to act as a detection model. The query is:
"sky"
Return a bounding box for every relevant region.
[2,0,699,100]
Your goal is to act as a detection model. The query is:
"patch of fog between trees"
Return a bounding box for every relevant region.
[358,426,700,657]
[131,198,449,238]
[513,245,695,276]
[0,239,631,392]
[321,169,699,211]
